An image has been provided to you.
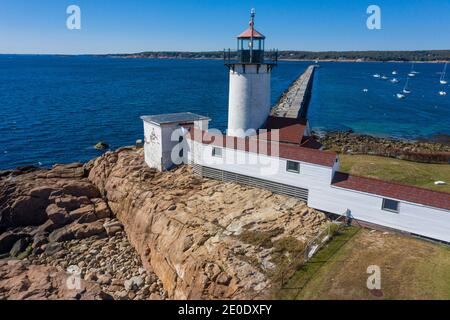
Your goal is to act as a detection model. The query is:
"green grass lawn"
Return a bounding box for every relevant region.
[275,228,450,300]
[339,154,450,193]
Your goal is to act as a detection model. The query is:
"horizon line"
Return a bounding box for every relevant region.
[1,49,450,56]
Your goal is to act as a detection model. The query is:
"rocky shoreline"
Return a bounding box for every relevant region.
[316,131,450,163]
[0,159,165,300]
[1,146,328,300]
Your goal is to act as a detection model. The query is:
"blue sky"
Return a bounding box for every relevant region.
[0,0,449,54]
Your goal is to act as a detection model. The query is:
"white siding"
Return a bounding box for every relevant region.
[308,185,450,243]
[143,122,163,171]
[190,141,333,189]
[188,139,450,243]
[143,122,185,171]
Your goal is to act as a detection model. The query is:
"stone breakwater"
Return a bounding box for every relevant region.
[1,147,328,299]
[271,65,316,119]
[318,131,450,163]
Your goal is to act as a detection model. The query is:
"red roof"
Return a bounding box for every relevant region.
[186,127,337,167]
[259,116,307,145]
[237,27,265,39]
[332,172,450,210]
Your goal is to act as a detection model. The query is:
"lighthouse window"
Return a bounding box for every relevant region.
[212,147,223,158]
[382,199,400,213]
[286,160,300,173]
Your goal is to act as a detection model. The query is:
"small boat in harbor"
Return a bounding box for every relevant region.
[390,78,399,83]
[403,77,411,94]
[440,62,448,85]
[396,93,406,99]
[373,74,381,78]
[439,90,447,96]
[392,71,398,75]
[408,62,417,77]
[381,75,388,80]
[363,88,368,93]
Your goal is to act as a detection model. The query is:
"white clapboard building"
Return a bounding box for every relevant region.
[141,12,450,243]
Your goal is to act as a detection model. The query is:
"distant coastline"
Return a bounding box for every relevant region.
[104,50,450,63]
[2,51,449,63]
[111,56,449,63]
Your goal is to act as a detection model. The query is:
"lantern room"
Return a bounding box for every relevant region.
[236,9,266,64]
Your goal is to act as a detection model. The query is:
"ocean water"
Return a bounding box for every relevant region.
[0,56,449,169]
[308,61,450,138]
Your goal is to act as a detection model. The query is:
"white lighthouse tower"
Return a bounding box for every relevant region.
[225,9,277,138]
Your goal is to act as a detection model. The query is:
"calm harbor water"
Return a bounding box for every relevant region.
[0,55,449,169]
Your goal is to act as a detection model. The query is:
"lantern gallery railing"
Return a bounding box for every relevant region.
[223,49,278,66]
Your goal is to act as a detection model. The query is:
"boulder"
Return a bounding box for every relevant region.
[44,242,63,255]
[149,293,161,300]
[115,290,129,300]
[9,238,30,257]
[96,274,112,285]
[29,186,57,199]
[69,205,95,221]
[49,221,105,242]
[94,142,109,150]
[33,220,57,235]
[10,196,48,227]
[93,200,110,219]
[49,226,75,243]
[14,165,39,174]
[103,220,123,236]
[61,182,100,198]
[124,276,144,292]
[46,163,85,179]
[216,273,232,286]
[0,231,29,254]
[32,233,48,248]
[54,196,90,211]
[73,221,106,239]
[46,204,71,226]
[74,205,98,224]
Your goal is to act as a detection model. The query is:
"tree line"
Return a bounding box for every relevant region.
[111,50,450,62]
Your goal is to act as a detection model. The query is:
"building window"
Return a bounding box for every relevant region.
[286,160,300,173]
[382,199,399,213]
[212,147,222,158]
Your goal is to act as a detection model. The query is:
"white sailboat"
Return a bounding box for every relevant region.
[396,93,406,99]
[408,62,417,77]
[390,78,399,83]
[392,71,398,75]
[440,62,448,85]
[373,73,381,78]
[381,75,388,80]
[403,77,411,94]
